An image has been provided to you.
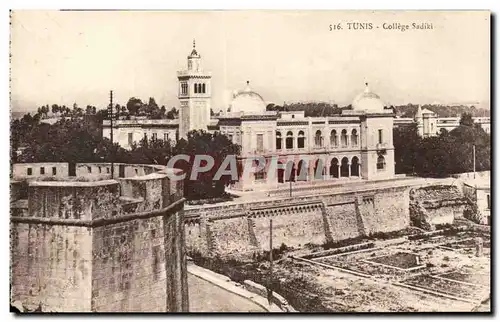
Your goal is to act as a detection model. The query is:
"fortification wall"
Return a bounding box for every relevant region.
[185,185,414,259]
[91,207,185,312]
[10,162,188,312]
[10,223,93,312]
[209,215,254,257]
[12,163,69,181]
[251,203,325,250]
[325,202,359,241]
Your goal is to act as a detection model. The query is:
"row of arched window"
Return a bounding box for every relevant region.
[276,129,359,150]
[274,155,386,183]
[194,83,206,94]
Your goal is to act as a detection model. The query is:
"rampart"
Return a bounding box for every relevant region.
[10,162,188,312]
[184,177,466,260]
[184,183,414,260]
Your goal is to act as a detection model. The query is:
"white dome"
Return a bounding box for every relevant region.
[229,82,267,115]
[352,84,385,113]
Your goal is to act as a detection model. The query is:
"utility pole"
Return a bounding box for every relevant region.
[473,144,476,180]
[268,218,273,305]
[109,90,114,179]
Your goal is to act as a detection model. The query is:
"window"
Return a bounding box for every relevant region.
[351,129,359,146]
[378,129,383,144]
[341,129,348,147]
[292,114,295,119]
[87,166,92,173]
[194,83,198,94]
[314,130,323,148]
[27,168,32,176]
[128,133,133,146]
[106,167,110,174]
[152,133,158,140]
[487,194,490,209]
[180,82,188,96]
[52,167,57,175]
[298,131,305,149]
[276,132,282,150]
[256,134,264,152]
[40,167,45,175]
[98,166,102,173]
[164,133,168,141]
[330,130,338,147]
[286,131,294,149]
[255,170,266,181]
[202,83,206,94]
[228,134,234,142]
[144,133,148,141]
[376,155,386,170]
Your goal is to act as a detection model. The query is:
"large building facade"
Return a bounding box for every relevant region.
[103,42,396,191]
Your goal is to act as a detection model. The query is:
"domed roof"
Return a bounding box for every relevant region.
[229,81,267,115]
[352,83,385,113]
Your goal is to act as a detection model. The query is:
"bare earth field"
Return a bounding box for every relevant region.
[193,228,490,312]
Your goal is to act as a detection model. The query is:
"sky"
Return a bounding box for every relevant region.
[10,10,490,112]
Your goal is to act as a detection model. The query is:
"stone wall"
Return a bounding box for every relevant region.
[10,162,188,312]
[10,223,93,312]
[12,163,69,181]
[409,185,466,229]
[325,202,360,241]
[185,185,416,259]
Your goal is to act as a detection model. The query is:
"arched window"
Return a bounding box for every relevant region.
[351,156,360,176]
[298,131,305,149]
[286,131,294,150]
[341,130,348,147]
[277,161,284,183]
[351,129,359,146]
[297,160,307,181]
[276,131,282,150]
[340,157,349,177]
[285,161,296,182]
[202,83,206,94]
[377,155,386,170]
[314,130,323,148]
[313,159,325,179]
[330,158,339,178]
[330,130,338,147]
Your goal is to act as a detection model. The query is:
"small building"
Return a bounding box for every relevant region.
[463,177,491,225]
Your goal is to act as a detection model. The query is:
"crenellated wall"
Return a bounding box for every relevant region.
[184,185,419,260]
[10,162,188,312]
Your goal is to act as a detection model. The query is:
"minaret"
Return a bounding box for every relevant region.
[415,104,424,136]
[177,40,212,139]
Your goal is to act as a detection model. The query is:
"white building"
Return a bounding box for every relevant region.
[394,105,491,137]
[103,42,396,191]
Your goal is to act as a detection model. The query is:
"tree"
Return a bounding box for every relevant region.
[166,107,178,119]
[393,123,420,174]
[126,97,142,115]
[172,130,241,200]
[459,112,474,127]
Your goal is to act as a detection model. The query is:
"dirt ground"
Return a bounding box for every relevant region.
[192,228,490,312]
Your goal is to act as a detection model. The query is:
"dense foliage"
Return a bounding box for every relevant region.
[267,102,489,119]
[393,114,490,177]
[10,108,240,200]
